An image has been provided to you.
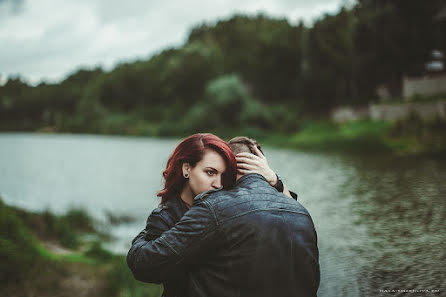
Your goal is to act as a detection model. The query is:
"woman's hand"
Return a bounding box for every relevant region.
[236,145,277,186]
[236,145,293,199]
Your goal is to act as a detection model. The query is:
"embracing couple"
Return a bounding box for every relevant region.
[127,133,320,297]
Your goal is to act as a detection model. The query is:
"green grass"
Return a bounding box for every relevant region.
[35,243,94,263]
[0,197,162,297]
[386,113,446,155]
[84,241,113,261]
[0,198,100,274]
[0,198,43,282]
[106,256,164,297]
[282,121,394,153]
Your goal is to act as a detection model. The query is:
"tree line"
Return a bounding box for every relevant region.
[1,0,445,136]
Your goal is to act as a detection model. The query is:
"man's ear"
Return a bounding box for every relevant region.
[182,163,191,177]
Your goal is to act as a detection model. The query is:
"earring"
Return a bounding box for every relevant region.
[184,173,189,178]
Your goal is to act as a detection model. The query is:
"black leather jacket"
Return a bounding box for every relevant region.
[127,174,319,297]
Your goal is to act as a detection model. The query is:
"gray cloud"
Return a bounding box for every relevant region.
[0,0,343,84]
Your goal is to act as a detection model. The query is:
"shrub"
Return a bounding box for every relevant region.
[85,241,112,261]
[0,199,41,282]
[64,208,94,232]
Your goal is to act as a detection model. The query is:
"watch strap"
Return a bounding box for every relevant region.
[273,174,284,193]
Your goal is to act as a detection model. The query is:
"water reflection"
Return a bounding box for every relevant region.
[344,155,446,296]
[266,150,445,296]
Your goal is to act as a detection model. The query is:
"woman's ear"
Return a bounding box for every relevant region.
[182,163,191,178]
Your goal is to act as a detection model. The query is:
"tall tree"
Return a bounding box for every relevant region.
[303,8,356,114]
[188,14,305,103]
[353,0,445,98]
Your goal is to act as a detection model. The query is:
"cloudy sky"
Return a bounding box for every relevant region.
[1,0,346,85]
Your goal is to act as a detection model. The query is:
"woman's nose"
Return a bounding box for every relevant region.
[212,177,222,189]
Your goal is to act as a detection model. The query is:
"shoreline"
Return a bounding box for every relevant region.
[2,118,445,157]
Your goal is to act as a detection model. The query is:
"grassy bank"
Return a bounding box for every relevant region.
[273,119,445,156]
[265,121,395,153]
[3,108,446,156]
[0,198,162,297]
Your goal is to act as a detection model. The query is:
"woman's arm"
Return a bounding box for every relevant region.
[127,200,218,283]
[127,207,180,283]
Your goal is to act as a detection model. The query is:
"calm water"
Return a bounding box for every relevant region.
[0,133,445,296]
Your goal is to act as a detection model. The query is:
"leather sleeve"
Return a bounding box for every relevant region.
[128,208,171,249]
[126,200,218,283]
[144,209,175,241]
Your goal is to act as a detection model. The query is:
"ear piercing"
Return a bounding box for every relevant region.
[184,173,189,178]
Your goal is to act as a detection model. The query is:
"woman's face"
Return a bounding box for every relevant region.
[183,149,227,197]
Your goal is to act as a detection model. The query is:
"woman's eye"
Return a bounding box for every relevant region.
[206,170,215,176]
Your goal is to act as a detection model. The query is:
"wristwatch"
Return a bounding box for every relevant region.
[273,174,284,193]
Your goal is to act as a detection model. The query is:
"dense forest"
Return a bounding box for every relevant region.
[1,0,445,137]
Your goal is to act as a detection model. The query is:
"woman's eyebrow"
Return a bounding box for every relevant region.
[204,167,218,172]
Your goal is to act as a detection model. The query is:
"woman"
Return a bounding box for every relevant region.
[128,133,237,297]
[128,133,295,296]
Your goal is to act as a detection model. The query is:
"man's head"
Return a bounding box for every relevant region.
[228,136,265,180]
[228,136,264,156]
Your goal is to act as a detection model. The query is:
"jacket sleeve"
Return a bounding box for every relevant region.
[144,208,176,241]
[127,200,218,283]
[128,207,173,251]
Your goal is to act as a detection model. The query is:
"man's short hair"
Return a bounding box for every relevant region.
[228,136,264,156]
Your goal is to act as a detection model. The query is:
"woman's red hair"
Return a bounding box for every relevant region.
[158,133,237,203]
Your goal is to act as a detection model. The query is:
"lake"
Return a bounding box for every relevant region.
[0,133,444,296]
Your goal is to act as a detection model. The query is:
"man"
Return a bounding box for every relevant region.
[127,138,320,297]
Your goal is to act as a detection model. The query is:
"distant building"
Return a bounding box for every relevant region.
[400,7,446,99]
[402,73,446,98]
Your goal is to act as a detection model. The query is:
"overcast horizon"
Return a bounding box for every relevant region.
[1,0,349,85]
